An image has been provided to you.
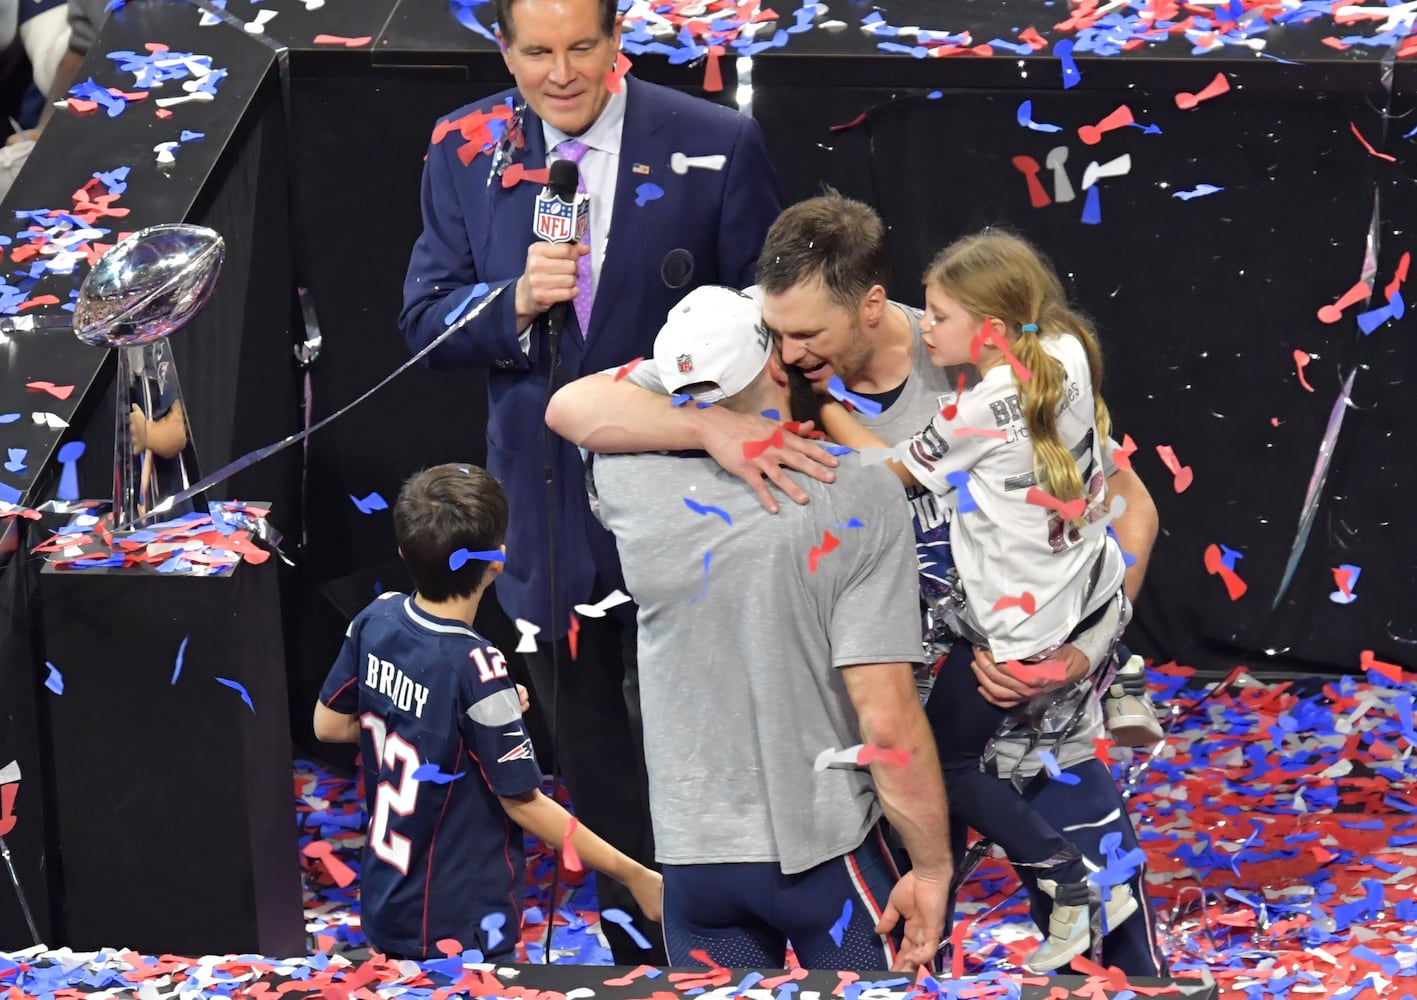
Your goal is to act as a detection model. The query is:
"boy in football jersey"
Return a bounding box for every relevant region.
[314,463,663,961]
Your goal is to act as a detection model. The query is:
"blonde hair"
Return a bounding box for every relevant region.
[924,230,1111,507]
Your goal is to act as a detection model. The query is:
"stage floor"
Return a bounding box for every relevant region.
[4,663,1416,999]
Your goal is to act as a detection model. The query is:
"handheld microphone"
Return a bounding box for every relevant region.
[532,158,588,359]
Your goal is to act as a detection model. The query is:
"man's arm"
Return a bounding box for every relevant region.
[1106,467,1158,603]
[546,372,837,512]
[841,662,952,972]
[313,703,359,743]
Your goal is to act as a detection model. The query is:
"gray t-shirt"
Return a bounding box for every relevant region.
[862,302,1114,779]
[593,451,923,874]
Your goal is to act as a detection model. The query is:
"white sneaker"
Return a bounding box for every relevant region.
[1104,655,1164,747]
[1025,878,1139,973]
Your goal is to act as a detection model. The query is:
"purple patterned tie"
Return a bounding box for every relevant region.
[556,139,593,338]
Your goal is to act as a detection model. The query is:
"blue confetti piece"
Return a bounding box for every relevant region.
[684,497,732,526]
[1357,301,1395,334]
[171,635,188,685]
[1330,563,1361,604]
[732,972,764,996]
[634,182,664,207]
[1391,287,1406,320]
[410,763,464,784]
[3,448,25,473]
[179,130,205,142]
[56,440,84,502]
[523,905,544,924]
[1016,99,1063,133]
[760,408,780,421]
[825,375,883,418]
[1219,545,1244,571]
[44,661,64,695]
[822,443,855,456]
[481,911,506,951]
[1081,186,1102,225]
[1054,39,1081,89]
[0,481,21,505]
[449,547,504,571]
[1174,184,1224,201]
[215,676,254,712]
[601,907,653,948]
[350,491,388,514]
[945,471,977,513]
[670,393,693,407]
[835,518,865,529]
[0,413,19,423]
[927,90,943,99]
[1036,748,1082,784]
[689,550,712,604]
[828,899,852,946]
[443,282,490,327]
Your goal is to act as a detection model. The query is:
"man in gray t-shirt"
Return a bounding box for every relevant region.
[575,285,952,974]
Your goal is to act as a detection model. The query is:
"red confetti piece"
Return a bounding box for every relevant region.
[856,743,910,768]
[1155,443,1194,492]
[759,969,809,989]
[1092,735,1115,764]
[940,371,968,421]
[500,162,551,189]
[0,782,17,837]
[107,87,148,102]
[301,839,357,887]
[830,111,867,133]
[1333,566,1354,599]
[1078,104,1135,145]
[702,44,724,93]
[18,295,60,311]
[312,34,372,46]
[1203,543,1247,600]
[1174,71,1229,110]
[435,938,462,958]
[1008,658,1069,684]
[613,356,645,381]
[1385,251,1410,302]
[1012,155,1050,208]
[1350,121,1397,163]
[66,98,99,114]
[561,814,583,871]
[993,591,1038,616]
[155,108,173,119]
[26,380,75,400]
[604,52,632,94]
[954,426,1009,440]
[1018,26,1048,49]
[1360,649,1404,683]
[807,530,839,574]
[1294,350,1315,392]
[1025,486,1086,520]
[604,965,659,987]
[743,429,784,460]
[832,971,859,997]
[144,41,168,52]
[567,613,580,661]
[1111,432,1138,471]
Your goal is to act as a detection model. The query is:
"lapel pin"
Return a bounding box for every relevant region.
[632,162,651,175]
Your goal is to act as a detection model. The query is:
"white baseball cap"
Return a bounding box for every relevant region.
[653,285,771,402]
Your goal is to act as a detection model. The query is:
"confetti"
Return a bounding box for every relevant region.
[480,911,506,951]
[171,635,188,684]
[449,548,504,571]
[1110,433,1138,471]
[1294,350,1315,392]
[215,676,255,712]
[953,426,1009,440]
[1331,564,1361,604]
[1008,658,1070,685]
[1204,543,1247,600]
[689,550,712,603]
[25,380,75,400]
[1173,184,1224,201]
[409,763,464,784]
[1036,748,1082,784]
[573,589,632,618]
[1349,121,1397,163]
[604,51,632,94]
[684,497,732,525]
[1360,649,1403,683]
[945,470,977,512]
[44,661,63,695]
[1016,99,1062,133]
[301,838,357,887]
[1078,104,1135,145]
[1026,486,1085,521]
[561,814,583,871]
[513,617,540,653]
[807,531,839,574]
[1175,71,1230,110]
[1155,443,1194,492]
[826,374,884,417]
[634,182,663,206]
[856,744,910,768]
[993,591,1038,616]
[3,448,25,474]
[828,899,852,946]
[501,162,551,189]
[743,429,785,460]
[1054,39,1081,89]
[311,33,372,46]
[1012,155,1050,208]
[567,613,580,660]
[613,356,645,381]
[1318,280,1372,323]
[350,492,388,514]
[600,908,653,949]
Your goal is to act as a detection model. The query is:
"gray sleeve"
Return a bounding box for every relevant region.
[828,476,924,668]
[66,0,104,53]
[1101,435,1120,478]
[596,359,668,394]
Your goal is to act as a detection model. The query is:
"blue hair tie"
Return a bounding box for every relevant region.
[1020,323,1039,333]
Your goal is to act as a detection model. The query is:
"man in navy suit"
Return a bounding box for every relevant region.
[399,0,780,962]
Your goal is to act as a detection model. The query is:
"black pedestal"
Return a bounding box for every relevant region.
[37,556,305,957]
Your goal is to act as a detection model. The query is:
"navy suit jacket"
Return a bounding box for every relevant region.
[400,77,781,636]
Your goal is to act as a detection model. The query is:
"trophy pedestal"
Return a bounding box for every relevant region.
[37,549,304,957]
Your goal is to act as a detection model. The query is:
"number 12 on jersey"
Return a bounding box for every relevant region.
[359,713,422,874]
[469,646,508,683]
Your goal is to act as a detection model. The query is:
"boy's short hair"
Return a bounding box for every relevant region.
[756,189,890,310]
[394,464,508,602]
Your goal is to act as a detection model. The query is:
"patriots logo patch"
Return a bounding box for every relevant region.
[497,737,535,764]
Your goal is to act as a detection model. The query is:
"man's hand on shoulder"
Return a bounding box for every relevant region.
[969,643,1091,709]
[696,406,838,514]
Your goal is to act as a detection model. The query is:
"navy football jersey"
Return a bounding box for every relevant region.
[319,592,543,958]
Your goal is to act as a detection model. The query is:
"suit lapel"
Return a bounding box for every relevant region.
[588,76,668,343]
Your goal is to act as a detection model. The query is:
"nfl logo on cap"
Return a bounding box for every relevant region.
[677,354,694,374]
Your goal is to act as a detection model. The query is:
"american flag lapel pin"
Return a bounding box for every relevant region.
[632,163,651,175]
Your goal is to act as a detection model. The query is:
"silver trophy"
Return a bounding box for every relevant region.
[72,224,224,526]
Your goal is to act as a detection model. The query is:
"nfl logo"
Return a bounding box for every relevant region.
[677,354,694,374]
[533,191,577,244]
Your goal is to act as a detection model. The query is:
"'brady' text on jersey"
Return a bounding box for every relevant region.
[364,653,430,718]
